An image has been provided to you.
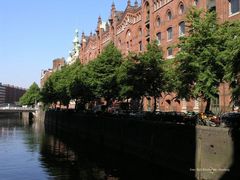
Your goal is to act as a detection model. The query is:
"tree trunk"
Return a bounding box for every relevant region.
[205,98,211,113]
[153,96,157,113]
[106,98,110,111]
[75,100,78,110]
[140,96,144,112]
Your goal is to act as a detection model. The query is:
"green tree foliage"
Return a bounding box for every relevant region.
[175,8,226,112]
[83,42,122,106]
[40,77,57,106]
[68,61,94,109]
[220,21,240,104]
[139,41,165,112]
[41,61,87,108]
[20,82,40,106]
[117,53,145,110]
[117,41,165,112]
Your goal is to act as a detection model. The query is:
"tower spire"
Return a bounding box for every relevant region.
[111,1,115,9]
[134,0,138,7]
[98,16,102,24]
[127,0,131,7]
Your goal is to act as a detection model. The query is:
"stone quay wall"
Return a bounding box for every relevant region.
[45,110,239,180]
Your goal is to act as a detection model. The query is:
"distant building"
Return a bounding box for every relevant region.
[0,83,26,104]
[40,57,65,88]
[0,83,6,104]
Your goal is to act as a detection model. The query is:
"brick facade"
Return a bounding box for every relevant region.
[77,0,240,113]
[40,58,65,88]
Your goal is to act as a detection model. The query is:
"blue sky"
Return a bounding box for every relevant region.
[0,0,139,88]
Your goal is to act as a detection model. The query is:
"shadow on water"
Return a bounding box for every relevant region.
[40,130,195,180]
[42,112,196,180]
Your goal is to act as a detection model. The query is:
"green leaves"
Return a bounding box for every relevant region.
[20,82,40,106]
[175,8,223,103]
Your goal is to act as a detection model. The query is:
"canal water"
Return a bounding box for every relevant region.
[0,115,193,180]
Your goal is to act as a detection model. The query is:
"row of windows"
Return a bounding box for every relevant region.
[156,21,185,43]
[154,2,184,27]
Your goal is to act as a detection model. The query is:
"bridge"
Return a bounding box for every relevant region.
[0,106,37,113]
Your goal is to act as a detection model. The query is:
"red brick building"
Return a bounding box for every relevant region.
[40,58,65,88]
[77,0,240,113]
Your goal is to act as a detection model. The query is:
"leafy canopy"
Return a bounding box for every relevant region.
[20,82,40,105]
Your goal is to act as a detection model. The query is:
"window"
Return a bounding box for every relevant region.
[193,0,199,6]
[127,30,131,37]
[229,0,240,15]
[139,28,142,36]
[167,47,173,57]
[118,39,121,46]
[156,32,161,44]
[145,2,150,22]
[179,21,185,36]
[154,2,157,10]
[179,3,185,14]
[139,41,143,51]
[156,17,161,27]
[167,27,173,41]
[167,10,172,20]
[160,0,164,6]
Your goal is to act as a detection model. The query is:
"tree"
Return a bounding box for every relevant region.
[117,41,165,112]
[40,65,71,108]
[175,8,226,112]
[139,41,165,112]
[20,82,40,106]
[68,61,94,110]
[220,21,240,105]
[83,42,123,107]
[40,77,58,107]
[117,53,145,110]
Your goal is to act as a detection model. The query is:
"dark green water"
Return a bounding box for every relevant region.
[0,115,193,180]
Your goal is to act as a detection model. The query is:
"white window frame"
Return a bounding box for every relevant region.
[167,27,173,41]
[167,47,174,59]
[156,32,162,45]
[179,3,185,14]
[179,21,185,36]
[229,0,240,16]
[193,0,199,6]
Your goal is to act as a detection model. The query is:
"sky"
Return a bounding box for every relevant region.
[0,0,140,88]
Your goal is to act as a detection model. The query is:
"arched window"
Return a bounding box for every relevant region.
[179,21,185,36]
[167,47,173,57]
[179,2,185,14]
[139,28,142,36]
[145,1,150,21]
[156,32,161,45]
[160,0,164,6]
[154,0,159,10]
[193,0,199,6]
[167,27,173,41]
[156,16,161,27]
[167,10,172,20]
[154,1,157,10]
[126,30,131,50]
[118,39,121,46]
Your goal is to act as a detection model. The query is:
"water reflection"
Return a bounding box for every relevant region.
[0,115,192,180]
[0,116,49,180]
